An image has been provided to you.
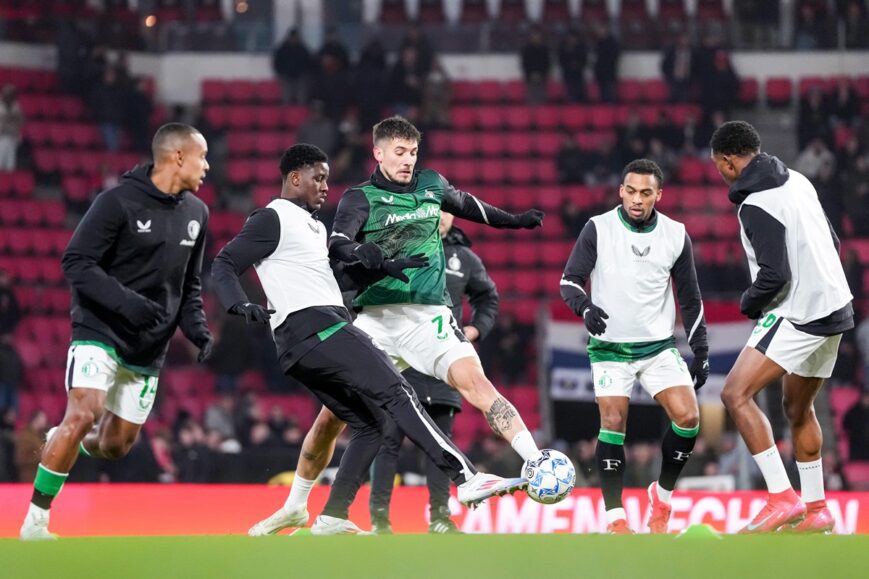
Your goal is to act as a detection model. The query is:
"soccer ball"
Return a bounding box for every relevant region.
[523,449,576,505]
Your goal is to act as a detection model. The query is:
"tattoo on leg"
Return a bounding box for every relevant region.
[485,397,517,437]
[302,450,319,463]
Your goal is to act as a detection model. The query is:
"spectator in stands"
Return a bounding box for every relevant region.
[126,78,154,154]
[388,46,426,115]
[0,407,17,481]
[645,138,677,180]
[173,420,216,482]
[623,442,656,488]
[208,312,255,394]
[0,335,23,414]
[661,33,696,102]
[14,410,47,483]
[822,450,848,491]
[795,138,836,180]
[572,438,600,488]
[592,23,620,103]
[559,198,589,240]
[798,87,830,149]
[296,100,339,157]
[842,0,869,48]
[420,60,452,128]
[399,23,435,79]
[857,309,869,388]
[480,313,532,386]
[697,49,739,115]
[843,392,869,459]
[843,155,869,236]
[353,38,388,132]
[309,53,352,121]
[814,160,844,232]
[272,28,311,105]
[648,111,682,151]
[318,26,350,73]
[520,25,551,105]
[556,131,585,185]
[0,269,20,336]
[829,78,860,127]
[558,28,587,103]
[91,67,127,152]
[204,394,238,442]
[794,3,826,50]
[836,134,863,173]
[0,85,24,171]
[736,0,781,47]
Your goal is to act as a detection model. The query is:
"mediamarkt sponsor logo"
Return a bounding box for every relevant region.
[385,205,440,226]
[455,492,861,534]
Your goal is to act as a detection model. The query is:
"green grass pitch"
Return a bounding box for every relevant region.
[1,534,867,579]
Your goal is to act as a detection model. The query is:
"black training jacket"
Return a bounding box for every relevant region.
[62,164,209,373]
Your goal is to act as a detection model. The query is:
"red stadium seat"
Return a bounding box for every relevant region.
[765,78,793,107]
[451,81,477,103]
[226,80,257,103]
[532,105,561,130]
[450,106,477,130]
[477,80,502,103]
[502,80,527,104]
[503,106,533,130]
[738,78,759,107]
[478,133,506,157]
[451,132,478,158]
[504,133,533,158]
[478,107,505,130]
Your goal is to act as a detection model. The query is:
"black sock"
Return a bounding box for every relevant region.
[659,422,698,491]
[31,489,55,510]
[596,431,626,511]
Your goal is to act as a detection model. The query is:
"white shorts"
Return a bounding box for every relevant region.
[591,347,693,399]
[354,304,478,383]
[746,313,842,378]
[65,343,159,425]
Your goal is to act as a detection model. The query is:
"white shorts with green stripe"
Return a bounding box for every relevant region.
[65,343,159,425]
[746,313,841,378]
[591,347,693,399]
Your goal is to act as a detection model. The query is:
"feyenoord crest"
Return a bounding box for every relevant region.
[80,361,98,377]
[448,254,461,271]
[188,220,201,240]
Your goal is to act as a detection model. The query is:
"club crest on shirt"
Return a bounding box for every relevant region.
[631,244,650,257]
[448,254,461,271]
[188,220,201,240]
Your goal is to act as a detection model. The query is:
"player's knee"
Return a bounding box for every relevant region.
[63,408,97,436]
[720,384,746,410]
[782,396,814,426]
[673,404,700,430]
[599,410,627,432]
[99,436,135,460]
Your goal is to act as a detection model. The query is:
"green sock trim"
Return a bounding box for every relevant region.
[671,422,700,438]
[598,429,626,445]
[317,321,348,342]
[34,464,68,497]
[79,442,91,457]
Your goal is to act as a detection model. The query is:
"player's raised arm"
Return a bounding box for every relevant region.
[62,191,166,328]
[328,188,382,266]
[211,208,280,322]
[671,231,710,389]
[178,209,212,361]
[440,175,544,229]
[737,204,791,320]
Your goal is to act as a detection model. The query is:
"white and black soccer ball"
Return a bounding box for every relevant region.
[523,449,576,505]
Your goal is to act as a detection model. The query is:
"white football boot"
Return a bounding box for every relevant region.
[20,505,58,541]
[248,505,310,536]
[310,515,372,535]
[457,473,528,509]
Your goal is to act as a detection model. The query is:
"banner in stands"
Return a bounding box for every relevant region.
[546,318,755,405]
[0,485,867,535]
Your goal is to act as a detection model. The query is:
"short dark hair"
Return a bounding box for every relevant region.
[151,122,201,158]
[372,115,422,145]
[622,158,664,188]
[709,120,761,156]
[279,143,328,177]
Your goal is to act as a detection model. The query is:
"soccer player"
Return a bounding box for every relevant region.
[213,144,525,535]
[20,123,214,540]
[560,159,709,534]
[328,115,544,464]
[710,121,853,533]
[369,211,499,534]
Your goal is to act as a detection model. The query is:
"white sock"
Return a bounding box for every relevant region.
[606,508,627,524]
[796,458,825,503]
[656,483,673,504]
[752,445,792,494]
[511,430,539,461]
[283,475,315,510]
[26,503,49,518]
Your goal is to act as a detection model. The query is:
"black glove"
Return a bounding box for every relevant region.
[690,355,710,390]
[119,294,168,330]
[381,254,429,283]
[582,304,609,336]
[194,332,214,363]
[352,242,385,269]
[229,302,275,324]
[739,291,762,320]
[516,209,545,229]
